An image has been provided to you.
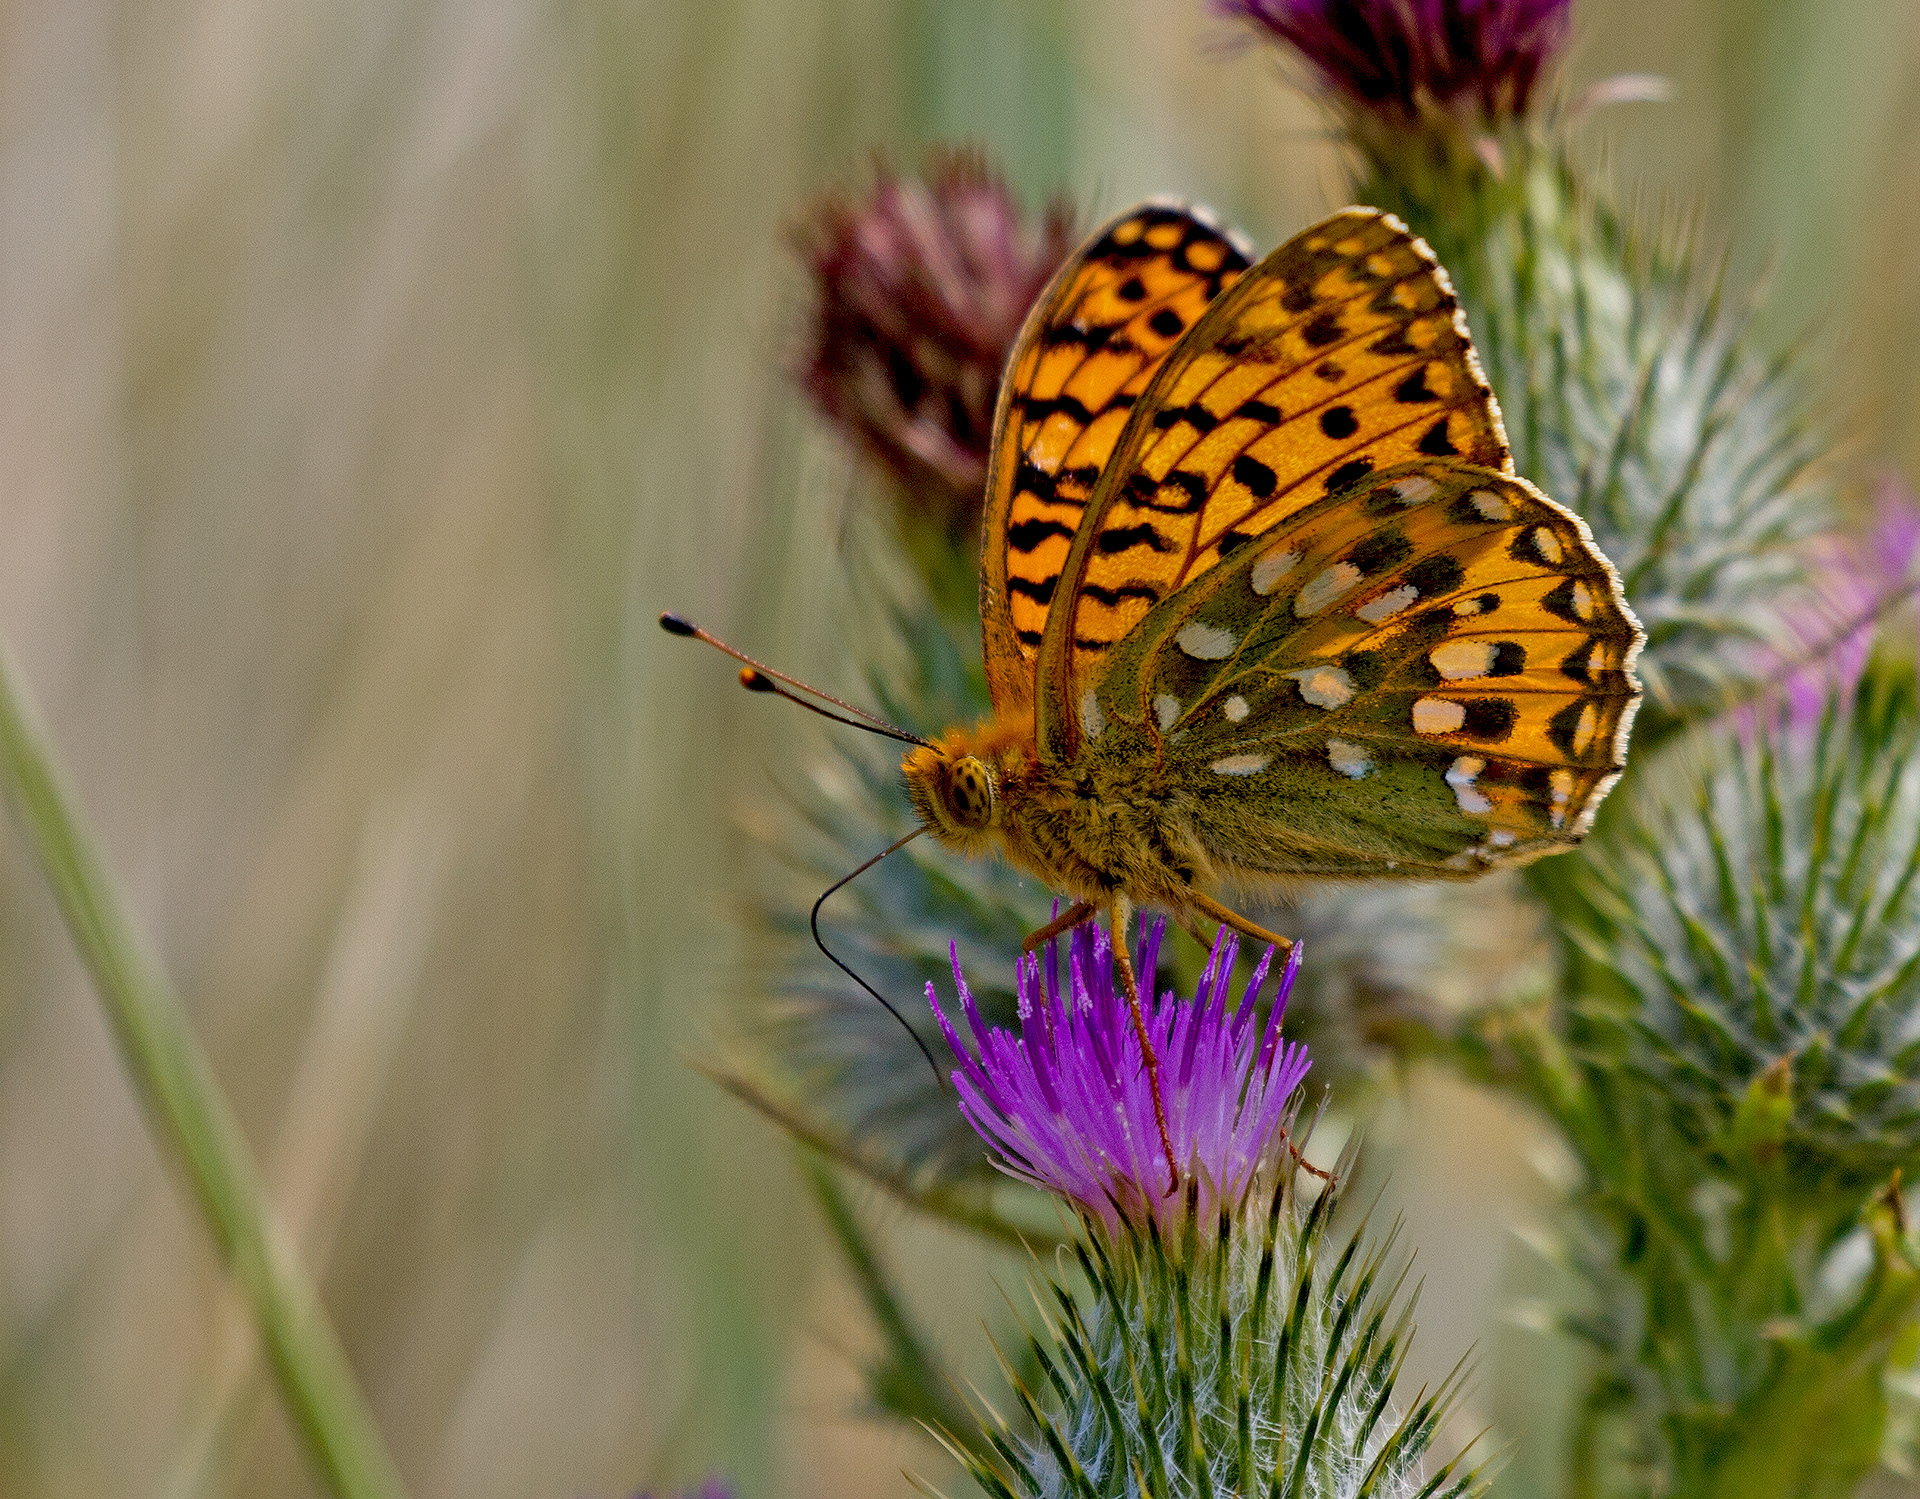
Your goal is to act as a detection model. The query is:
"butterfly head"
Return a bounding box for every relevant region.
[903,722,1030,854]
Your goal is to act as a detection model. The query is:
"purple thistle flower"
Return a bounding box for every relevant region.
[1745,470,1920,730]
[794,149,1076,531]
[928,917,1312,1235]
[1215,0,1573,124]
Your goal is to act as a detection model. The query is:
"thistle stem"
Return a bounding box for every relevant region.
[0,640,410,1499]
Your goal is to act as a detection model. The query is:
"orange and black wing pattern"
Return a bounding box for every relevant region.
[980,203,1251,718]
[1037,209,1510,752]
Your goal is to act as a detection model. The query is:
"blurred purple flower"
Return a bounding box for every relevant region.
[1753,471,1920,728]
[1216,0,1573,123]
[631,1478,732,1499]
[795,149,1075,529]
[929,917,1311,1235]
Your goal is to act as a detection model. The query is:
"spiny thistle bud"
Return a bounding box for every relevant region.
[1573,675,1920,1189]
[930,918,1311,1234]
[941,1149,1485,1499]
[1215,0,1572,128]
[795,150,1076,536]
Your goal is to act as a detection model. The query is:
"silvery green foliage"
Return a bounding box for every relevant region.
[942,1151,1484,1499]
[1575,676,1920,1189]
[1357,136,1830,736]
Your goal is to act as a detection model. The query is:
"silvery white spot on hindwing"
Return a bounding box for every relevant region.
[1429,639,1494,680]
[1571,580,1596,621]
[1223,695,1250,723]
[1548,768,1575,829]
[1468,489,1510,521]
[1488,828,1517,849]
[1356,584,1419,624]
[1250,545,1300,597]
[1176,621,1237,660]
[1412,696,1466,734]
[1531,526,1564,564]
[1326,739,1372,778]
[1388,476,1437,505]
[1211,753,1271,777]
[1454,595,1491,617]
[1295,562,1362,616]
[1283,665,1355,710]
[1442,850,1479,871]
[1155,694,1182,733]
[1446,756,1492,814]
[1079,687,1105,740]
[1570,702,1599,755]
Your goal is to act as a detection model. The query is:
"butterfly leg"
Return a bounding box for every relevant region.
[1188,890,1295,953]
[1107,896,1180,1197]
[1021,900,1097,953]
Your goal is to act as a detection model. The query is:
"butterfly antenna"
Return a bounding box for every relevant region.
[810,826,946,1087]
[660,612,930,748]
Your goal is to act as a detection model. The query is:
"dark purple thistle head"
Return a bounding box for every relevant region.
[1216,0,1574,124]
[794,149,1076,527]
[928,917,1312,1235]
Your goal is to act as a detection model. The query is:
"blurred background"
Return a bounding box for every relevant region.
[0,1,1914,1496]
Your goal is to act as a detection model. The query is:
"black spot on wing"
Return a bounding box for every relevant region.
[1153,403,1219,433]
[1346,529,1411,575]
[1281,281,1316,313]
[1232,455,1278,499]
[1488,642,1527,677]
[1540,579,1586,624]
[1097,524,1172,555]
[1008,574,1059,604]
[1236,399,1280,424]
[1017,393,1095,424]
[1314,361,1344,382]
[1303,312,1344,347]
[1416,417,1457,456]
[1463,698,1517,743]
[1547,700,1589,757]
[1148,470,1209,513]
[1081,580,1162,607]
[1405,555,1464,595]
[1150,308,1185,338]
[1117,276,1147,302]
[1320,405,1358,439]
[1014,460,1057,502]
[1007,517,1077,552]
[1395,367,1436,403]
[1325,458,1374,495]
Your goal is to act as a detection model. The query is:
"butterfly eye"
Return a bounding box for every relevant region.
[947,756,997,830]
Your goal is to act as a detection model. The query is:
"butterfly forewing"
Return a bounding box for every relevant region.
[980,204,1252,717]
[1037,209,1512,758]
[1088,463,1641,876]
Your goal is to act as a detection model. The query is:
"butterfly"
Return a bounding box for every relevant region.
[900,201,1641,1009]
[669,201,1641,1173]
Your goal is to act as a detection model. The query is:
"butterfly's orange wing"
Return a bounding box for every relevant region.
[980,204,1252,719]
[1035,209,1509,756]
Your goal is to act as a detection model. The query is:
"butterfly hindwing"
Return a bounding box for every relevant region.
[1084,463,1642,876]
[1036,208,1511,757]
[980,203,1252,717]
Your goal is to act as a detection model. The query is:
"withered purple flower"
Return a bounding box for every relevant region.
[1216,0,1573,125]
[795,150,1075,530]
[929,917,1311,1234]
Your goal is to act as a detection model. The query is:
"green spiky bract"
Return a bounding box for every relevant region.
[936,1146,1487,1499]
[1459,668,1920,1499]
